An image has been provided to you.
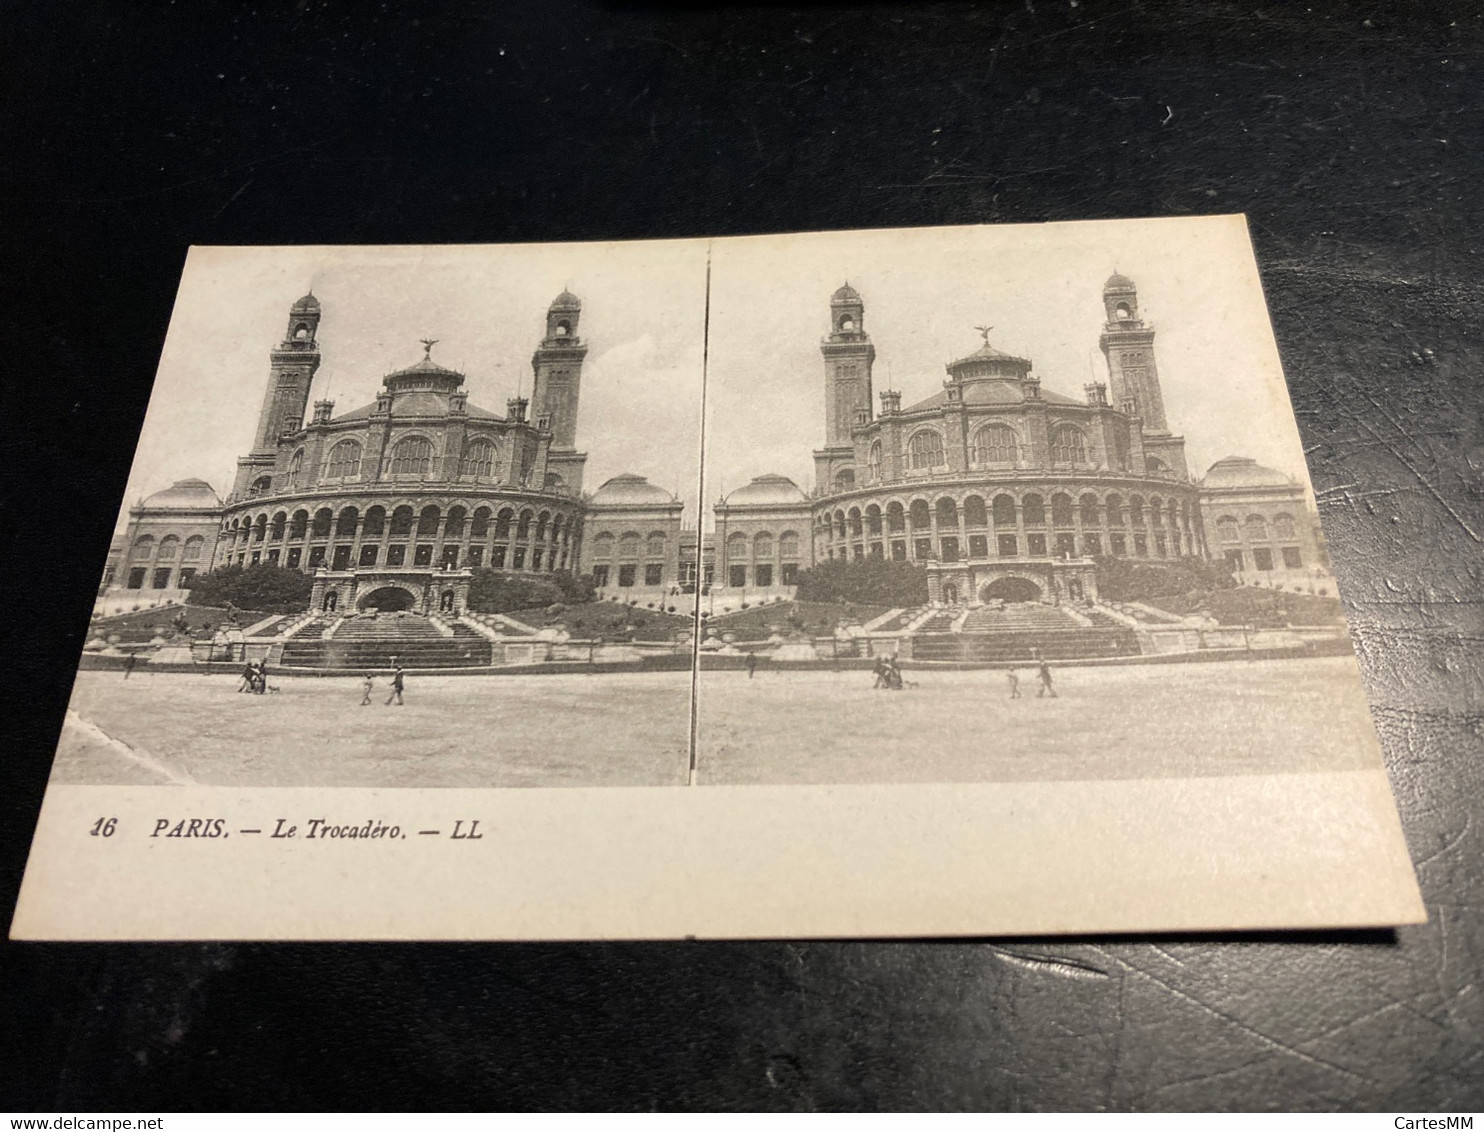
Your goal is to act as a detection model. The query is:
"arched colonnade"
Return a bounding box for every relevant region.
[814,486,1201,565]
[218,497,584,576]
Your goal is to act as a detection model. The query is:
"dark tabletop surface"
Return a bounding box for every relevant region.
[3,0,1483,1112]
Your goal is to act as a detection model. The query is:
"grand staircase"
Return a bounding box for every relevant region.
[907,602,1140,663]
[279,613,493,669]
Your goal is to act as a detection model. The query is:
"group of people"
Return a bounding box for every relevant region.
[235,659,408,703]
[867,654,1058,697]
[1006,660,1057,698]
[361,666,406,706]
[872,654,906,690]
[237,659,272,694]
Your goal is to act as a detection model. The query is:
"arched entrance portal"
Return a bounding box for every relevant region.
[359,586,417,612]
[980,577,1043,604]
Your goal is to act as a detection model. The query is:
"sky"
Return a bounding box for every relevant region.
[119,217,1311,533]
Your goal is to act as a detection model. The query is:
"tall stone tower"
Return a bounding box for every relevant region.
[822,283,875,446]
[529,290,589,493]
[531,290,588,450]
[1098,272,1168,433]
[1098,272,1189,477]
[233,292,322,497]
[814,283,876,494]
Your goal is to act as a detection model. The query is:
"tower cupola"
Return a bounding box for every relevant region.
[1103,271,1141,327]
[285,292,322,346]
[829,281,866,337]
[545,290,582,342]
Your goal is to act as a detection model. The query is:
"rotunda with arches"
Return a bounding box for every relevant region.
[796,273,1205,605]
[209,290,595,616]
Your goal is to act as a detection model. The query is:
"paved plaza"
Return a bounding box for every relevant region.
[53,656,1379,788]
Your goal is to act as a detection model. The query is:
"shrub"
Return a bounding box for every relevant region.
[467,570,594,614]
[185,564,313,614]
[793,558,929,606]
[1091,555,1236,603]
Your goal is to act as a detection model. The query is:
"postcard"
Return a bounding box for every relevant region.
[10,217,1424,939]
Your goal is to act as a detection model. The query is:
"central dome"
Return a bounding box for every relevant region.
[946,341,1032,383]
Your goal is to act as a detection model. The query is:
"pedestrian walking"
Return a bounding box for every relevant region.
[238,660,256,694]
[123,652,137,680]
[385,665,405,706]
[359,672,374,706]
[745,652,757,679]
[1006,668,1020,698]
[1036,659,1057,698]
[253,659,269,695]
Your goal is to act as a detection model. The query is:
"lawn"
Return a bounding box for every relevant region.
[87,604,236,643]
[1142,588,1345,627]
[706,600,894,641]
[52,655,1378,789]
[505,601,695,641]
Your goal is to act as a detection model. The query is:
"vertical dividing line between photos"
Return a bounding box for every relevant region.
[687,245,713,787]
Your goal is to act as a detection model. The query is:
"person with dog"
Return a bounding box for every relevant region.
[884,654,904,690]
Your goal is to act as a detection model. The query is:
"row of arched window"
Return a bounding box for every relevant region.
[275,436,506,490]
[889,423,1089,473]
[817,492,1191,540]
[720,529,804,588]
[1215,513,1299,544]
[723,530,802,560]
[223,503,578,549]
[130,534,206,561]
[590,532,669,560]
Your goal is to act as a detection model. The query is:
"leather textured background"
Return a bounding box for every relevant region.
[3,0,1482,1111]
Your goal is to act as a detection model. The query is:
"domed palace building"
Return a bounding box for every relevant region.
[100,478,224,613]
[1199,455,1331,588]
[104,273,1327,620]
[717,274,1214,606]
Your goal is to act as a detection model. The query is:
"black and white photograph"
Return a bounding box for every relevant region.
[695,219,1380,785]
[55,241,709,789]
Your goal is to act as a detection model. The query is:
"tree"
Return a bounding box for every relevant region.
[792,558,929,606]
[1092,554,1236,603]
[185,564,313,613]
